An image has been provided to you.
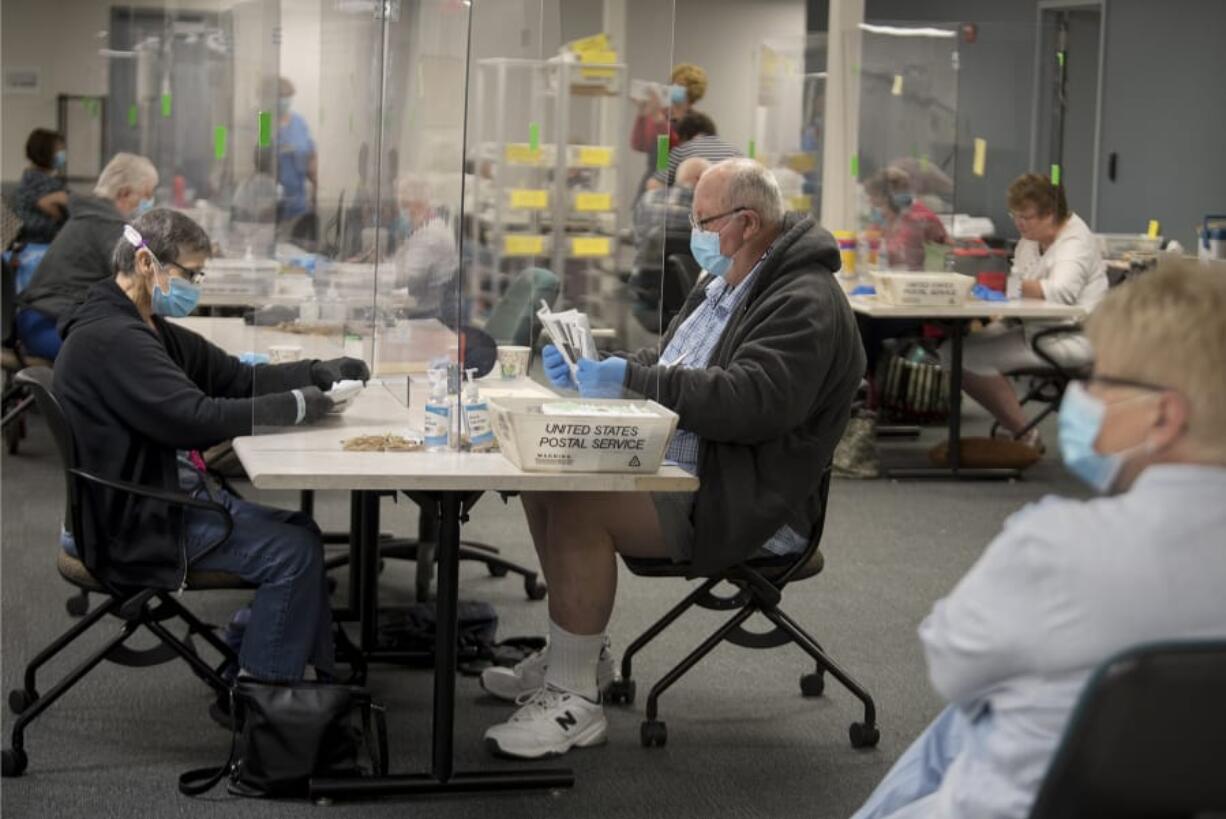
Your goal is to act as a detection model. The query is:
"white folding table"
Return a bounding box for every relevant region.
[231,380,696,798]
[849,296,1088,479]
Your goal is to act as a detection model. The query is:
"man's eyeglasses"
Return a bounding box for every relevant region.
[167,261,206,285]
[689,206,747,232]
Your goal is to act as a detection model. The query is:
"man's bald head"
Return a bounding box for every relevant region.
[675,157,711,189]
[694,159,785,228]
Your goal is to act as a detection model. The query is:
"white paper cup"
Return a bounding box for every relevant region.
[268,344,303,364]
[497,345,531,379]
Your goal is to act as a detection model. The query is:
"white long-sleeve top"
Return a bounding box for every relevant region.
[917,464,1226,819]
[1013,212,1108,309]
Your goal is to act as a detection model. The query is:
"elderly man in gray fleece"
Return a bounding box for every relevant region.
[481,158,865,759]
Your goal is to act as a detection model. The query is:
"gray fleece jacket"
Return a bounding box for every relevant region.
[18,193,126,320]
[623,212,865,574]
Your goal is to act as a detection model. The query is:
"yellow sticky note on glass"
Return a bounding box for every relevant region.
[571,236,611,257]
[574,192,612,212]
[575,146,613,167]
[1147,220,1160,239]
[788,195,813,212]
[509,189,549,210]
[891,74,904,96]
[972,138,987,177]
[505,143,542,165]
[786,153,817,173]
[503,235,546,256]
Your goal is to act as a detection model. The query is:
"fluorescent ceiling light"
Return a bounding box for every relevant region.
[858,23,957,39]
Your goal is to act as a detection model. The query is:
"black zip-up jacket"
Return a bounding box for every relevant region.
[623,213,865,575]
[54,278,318,589]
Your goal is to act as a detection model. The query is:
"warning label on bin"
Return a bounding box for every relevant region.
[628,456,641,467]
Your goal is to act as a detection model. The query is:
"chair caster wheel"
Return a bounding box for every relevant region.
[524,577,547,601]
[604,678,636,706]
[8,690,35,715]
[487,563,509,578]
[800,671,825,697]
[640,719,667,748]
[65,593,89,617]
[849,721,880,749]
[2,748,27,777]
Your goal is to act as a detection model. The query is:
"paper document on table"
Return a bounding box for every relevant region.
[536,300,598,378]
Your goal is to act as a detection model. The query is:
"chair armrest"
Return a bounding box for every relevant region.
[68,468,234,561]
[1029,322,1086,378]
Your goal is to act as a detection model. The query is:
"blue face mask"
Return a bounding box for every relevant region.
[890,192,914,211]
[278,96,293,117]
[145,253,201,318]
[867,207,885,226]
[690,228,733,278]
[669,84,687,105]
[53,150,66,171]
[1058,381,1156,494]
[136,197,155,215]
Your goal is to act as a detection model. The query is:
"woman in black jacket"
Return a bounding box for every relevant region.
[54,209,368,682]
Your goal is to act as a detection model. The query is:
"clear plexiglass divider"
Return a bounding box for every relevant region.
[847,21,960,284]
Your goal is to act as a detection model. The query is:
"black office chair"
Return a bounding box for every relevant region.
[629,235,698,335]
[1,253,51,455]
[1,367,251,778]
[606,467,879,750]
[991,324,1091,441]
[1028,640,1226,819]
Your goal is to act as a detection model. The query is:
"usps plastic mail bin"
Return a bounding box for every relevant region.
[489,398,679,473]
[870,271,975,307]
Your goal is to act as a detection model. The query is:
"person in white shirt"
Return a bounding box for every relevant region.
[853,260,1226,819]
[390,174,458,320]
[942,173,1107,450]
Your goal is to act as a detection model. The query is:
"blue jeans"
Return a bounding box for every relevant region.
[65,489,334,681]
[850,705,971,819]
[15,308,62,360]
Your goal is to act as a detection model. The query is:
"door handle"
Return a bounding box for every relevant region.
[1108,152,1117,182]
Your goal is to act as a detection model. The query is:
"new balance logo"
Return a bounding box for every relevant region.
[555,710,578,731]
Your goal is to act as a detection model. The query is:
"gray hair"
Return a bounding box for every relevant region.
[112,208,212,274]
[721,158,784,227]
[93,152,158,200]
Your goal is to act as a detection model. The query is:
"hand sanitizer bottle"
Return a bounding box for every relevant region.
[462,369,495,452]
[424,369,450,451]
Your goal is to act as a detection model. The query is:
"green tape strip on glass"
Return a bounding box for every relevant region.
[656,134,669,172]
[850,153,860,179]
[258,111,272,148]
[214,126,228,160]
[747,139,756,160]
[128,104,138,128]
[161,93,172,118]
[1051,163,1061,186]
[529,122,540,151]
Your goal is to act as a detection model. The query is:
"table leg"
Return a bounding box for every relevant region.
[948,319,964,474]
[358,491,381,652]
[886,319,1018,481]
[309,489,573,801]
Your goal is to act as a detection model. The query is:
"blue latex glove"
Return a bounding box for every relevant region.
[849,284,877,296]
[971,283,1007,302]
[576,356,628,399]
[541,344,575,389]
[239,352,271,365]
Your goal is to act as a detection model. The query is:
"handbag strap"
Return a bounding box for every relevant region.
[361,702,389,776]
[179,690,239,797]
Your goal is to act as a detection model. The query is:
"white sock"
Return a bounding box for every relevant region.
[543,620,604,702]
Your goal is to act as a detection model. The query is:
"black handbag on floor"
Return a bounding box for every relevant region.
[179,680,388,800]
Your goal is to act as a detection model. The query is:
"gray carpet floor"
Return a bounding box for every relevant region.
[1,405,1084,818]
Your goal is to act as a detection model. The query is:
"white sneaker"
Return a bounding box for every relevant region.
[479,641,617,702]
[484,686,607,759]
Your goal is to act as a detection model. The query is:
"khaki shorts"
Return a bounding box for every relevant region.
[650,492,696,561]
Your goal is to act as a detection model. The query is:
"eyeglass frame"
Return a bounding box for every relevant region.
[689,205,749,232]
[165,260,207,285]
